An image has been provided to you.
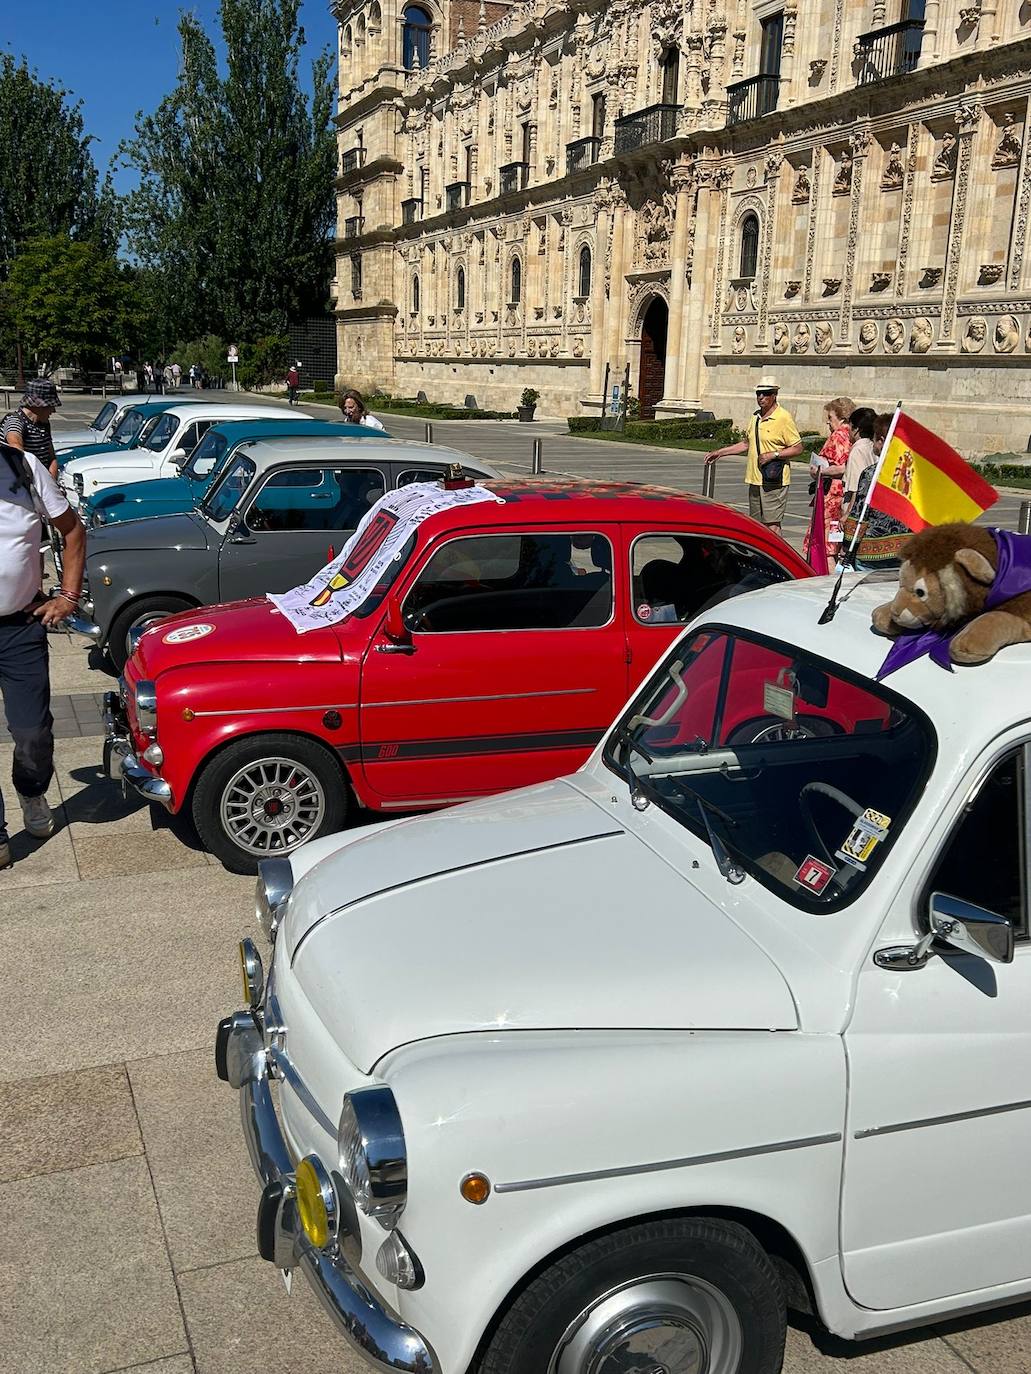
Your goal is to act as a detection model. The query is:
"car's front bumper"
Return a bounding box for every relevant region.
[215,1011,440,1374]
[101,691,174,810]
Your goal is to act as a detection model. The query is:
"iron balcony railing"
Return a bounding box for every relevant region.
[855,18,925,84]
[401,197,423,225]
[566,137,602,175]
[340,147,366,176]
[445,180,471,211]
[613,103,680,155]
[725,75,780,126]
[343,216,365,240]
[499,161,530,195]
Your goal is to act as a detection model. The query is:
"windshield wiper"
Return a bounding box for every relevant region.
[614,728,746,885]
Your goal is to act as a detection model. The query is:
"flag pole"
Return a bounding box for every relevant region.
[818,400,902,626]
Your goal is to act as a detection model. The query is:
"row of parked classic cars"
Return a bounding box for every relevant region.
[58,395,1031,1374]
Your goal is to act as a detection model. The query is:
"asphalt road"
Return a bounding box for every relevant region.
[0,389,1026,1374]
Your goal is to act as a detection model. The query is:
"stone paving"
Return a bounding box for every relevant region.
[0,394,1026,1372]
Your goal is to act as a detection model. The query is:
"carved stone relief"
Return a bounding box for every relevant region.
[791,323,811,353]
[814,322,833,354]
[791,166,811,204]
[832,149,853,196]
[961,316,988,352]
[909,318,934,353]
[881,143,905,191]
[884,318,905,353]
[992,112,1023,170]
[994,314,1020,353]
[772,322,789,354]
[931,132,958,181]
[857,320,879,353]
[732,326,747,354]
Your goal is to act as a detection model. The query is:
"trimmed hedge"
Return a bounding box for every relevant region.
[568,415,739,444]
[365,394,517,420]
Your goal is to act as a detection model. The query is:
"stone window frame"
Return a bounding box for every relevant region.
[736,208,762,281]
[509,254,523,306]
[411,272,421,314]
[576,242,593,299]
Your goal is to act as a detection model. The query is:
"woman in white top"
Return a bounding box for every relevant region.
[842,407,878,515]
[339,389,385,431]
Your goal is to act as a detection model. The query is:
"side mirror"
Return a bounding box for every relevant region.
[377,598,415,655]
[929,892,1014,965]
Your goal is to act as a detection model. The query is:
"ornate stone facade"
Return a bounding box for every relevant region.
[333,0,1031,450]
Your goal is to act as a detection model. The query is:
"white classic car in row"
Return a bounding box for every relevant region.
[218,571,1029,1374]
[54,393,151,451]
[60,402,305,505]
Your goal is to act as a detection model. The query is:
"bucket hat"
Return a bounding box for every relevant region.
[21,377,61,409]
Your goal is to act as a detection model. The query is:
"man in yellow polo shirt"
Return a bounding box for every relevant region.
[704,375,803,537]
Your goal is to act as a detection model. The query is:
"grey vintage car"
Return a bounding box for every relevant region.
[79,434,498,670]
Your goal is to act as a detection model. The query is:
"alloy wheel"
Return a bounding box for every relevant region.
[219,755,327,855]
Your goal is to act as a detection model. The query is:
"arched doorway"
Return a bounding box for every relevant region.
[638,297,669,419]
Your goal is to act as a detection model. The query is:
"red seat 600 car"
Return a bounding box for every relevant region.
[102,478,811,871]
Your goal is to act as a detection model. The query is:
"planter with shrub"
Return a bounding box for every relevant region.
[517,388,540,422]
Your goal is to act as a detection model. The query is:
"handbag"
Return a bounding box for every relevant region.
[757,418,786,490]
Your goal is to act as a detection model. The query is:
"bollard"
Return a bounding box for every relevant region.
[531,437,543,474]
[424,422,433,444]
[1020,500,1031,535]
[701,462,716,499]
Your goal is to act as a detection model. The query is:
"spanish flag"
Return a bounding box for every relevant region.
[872,412,998,531]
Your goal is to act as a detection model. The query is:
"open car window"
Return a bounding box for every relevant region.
[631,534,793,626]
[144,413,179,452]
[606,628,935,911]
[184,431,227,479]
[112,410,145,444]
[202,456,256,521]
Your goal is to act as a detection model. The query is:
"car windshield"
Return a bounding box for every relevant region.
[605,628,935,911]
[183,431,227,481]
[111,410,145,444]
[90,401,116,431]
[202,455,255,521]
[143,413,179,452]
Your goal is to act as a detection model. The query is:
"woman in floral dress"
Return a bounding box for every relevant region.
[803,396,854,568]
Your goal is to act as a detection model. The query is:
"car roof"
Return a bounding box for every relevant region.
[155,402,293,421]
[202,418,372,442]
[124,399,208,415]
[710,571,1031,746]
[238,434,499,476]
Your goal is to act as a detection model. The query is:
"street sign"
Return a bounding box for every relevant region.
[227,345,239,363]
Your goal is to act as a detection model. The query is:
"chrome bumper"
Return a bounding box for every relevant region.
[215,1012,440,1374]
[65,611,102,641]
[101,691,174,810]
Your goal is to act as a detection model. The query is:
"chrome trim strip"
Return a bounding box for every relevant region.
[378,796,481,809]
[191,703,358,718]
[364,687,596,709]
[494,1132,843,1194]
[266,1044,338,1137]
[854,1097,1031,1141]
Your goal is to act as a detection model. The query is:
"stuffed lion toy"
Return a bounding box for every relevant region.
[871,523,1031,674]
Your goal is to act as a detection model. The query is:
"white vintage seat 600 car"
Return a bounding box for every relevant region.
[217,572,1030,1374]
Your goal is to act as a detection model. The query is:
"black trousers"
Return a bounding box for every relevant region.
[0,614,54,836]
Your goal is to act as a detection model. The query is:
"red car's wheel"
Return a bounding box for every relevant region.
[726,715,838,746]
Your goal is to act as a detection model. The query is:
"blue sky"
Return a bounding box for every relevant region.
[3,2,338,194]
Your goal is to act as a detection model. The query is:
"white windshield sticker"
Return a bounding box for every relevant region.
[269,481,503,634]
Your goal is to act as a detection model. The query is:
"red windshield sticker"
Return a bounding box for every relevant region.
[793,855,836,894]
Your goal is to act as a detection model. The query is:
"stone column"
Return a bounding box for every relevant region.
[837,129,872,347]
[779,6,798,108]
[680,168,725,407]
[918,1,941,67]
[589,188,613,394]
[663,164,696,399]
[603,186,629,388]
[939,103,983,347]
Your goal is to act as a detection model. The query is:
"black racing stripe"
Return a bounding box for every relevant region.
[336,726,605,764]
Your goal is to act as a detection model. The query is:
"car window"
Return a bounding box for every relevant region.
[144,413,180,452]
[112,410,146,444]
[925,749,1028,940]
[203,456,256,521]
[403,532,613,632]
[184,431,227,479]
[397,467,446,487]
[91,401,116,430]
[177,420,212,454]
[631,534,793,626]
[245,467,386,532]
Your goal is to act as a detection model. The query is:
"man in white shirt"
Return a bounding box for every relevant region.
[0,441,86,868]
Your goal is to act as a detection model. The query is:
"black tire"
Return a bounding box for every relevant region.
[192,732,349,874]
[107,595,195,673]
[478,1216,785,1374]
[726,715,837,747]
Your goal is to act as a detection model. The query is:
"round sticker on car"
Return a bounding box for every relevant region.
[163,622,215,645]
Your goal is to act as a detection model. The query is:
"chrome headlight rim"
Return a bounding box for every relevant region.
[296,1153,339,1251]
[338,1085,407,1229]
[255,857,294,942]
[238,937,264,1009]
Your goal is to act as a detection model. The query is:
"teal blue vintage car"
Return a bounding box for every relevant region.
[83,418,380,526]
[55,399,206,470]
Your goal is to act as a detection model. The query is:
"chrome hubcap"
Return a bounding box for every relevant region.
[551,1275,742,1374]
[220,757,326,855]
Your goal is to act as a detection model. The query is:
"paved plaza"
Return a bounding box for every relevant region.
[0,391,1028,1373]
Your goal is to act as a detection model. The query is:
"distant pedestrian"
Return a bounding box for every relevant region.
[842,407,878,515]
[153,361,165,395]
[171,362,181,389]
[163,363,174,391]
[0,433,86,868]
[339,388,385,431]
[143,362,154,394]
[803,396,855,567]
[0,378,62,480]
[704,375,802,538]
[285,363,301,406]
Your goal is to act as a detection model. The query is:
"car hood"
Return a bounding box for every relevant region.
[284,781,798,1072]
[93,476,191,507]
[54,427,104,449]
[86,510,209,554]
[60,442,129,467]
[135,596,344,675]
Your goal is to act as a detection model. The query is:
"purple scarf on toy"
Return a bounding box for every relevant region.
[877,530,1031,679]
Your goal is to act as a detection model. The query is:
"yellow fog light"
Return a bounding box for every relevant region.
[238,938,264,1008]
[460,1172,491,1205]
[296,1155,338,1250]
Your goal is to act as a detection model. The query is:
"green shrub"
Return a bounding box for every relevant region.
[623,417,739,444]
[520,387,540,408]
[355,394,516,420]
[567,417,603,433]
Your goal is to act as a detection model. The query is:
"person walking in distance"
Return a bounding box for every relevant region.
[0,437,86,868]
[285,363,301,405]
[338,388,385,430]
[704,375,803,538]
[0,378,62,480]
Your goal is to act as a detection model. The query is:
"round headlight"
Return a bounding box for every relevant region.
[338,1085,407,1227]
[238,938,264,1009]
[295,1155,338,1250]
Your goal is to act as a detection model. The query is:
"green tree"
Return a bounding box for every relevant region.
[7,235,133,371]
[122,0,336,344]
[0,54,117,274]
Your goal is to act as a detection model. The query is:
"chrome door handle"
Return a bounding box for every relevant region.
[375,642,415,655]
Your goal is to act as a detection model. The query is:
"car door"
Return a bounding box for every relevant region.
[841,737,1031,1309]
[627,530,799,685]
[217,464,387,601]
[357,525,629,804]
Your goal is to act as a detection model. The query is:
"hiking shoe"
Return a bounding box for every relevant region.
[0,835,10,870]
[17,792,55,839]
